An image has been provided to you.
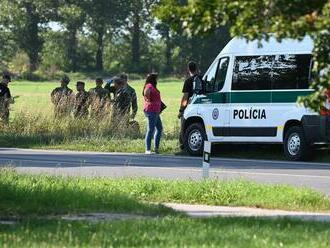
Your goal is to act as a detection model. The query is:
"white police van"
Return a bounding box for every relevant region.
[181,36,330,161]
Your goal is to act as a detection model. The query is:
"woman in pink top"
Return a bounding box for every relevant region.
[143,73,163,154]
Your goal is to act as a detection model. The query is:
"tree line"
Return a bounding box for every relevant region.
[0,0,230,79]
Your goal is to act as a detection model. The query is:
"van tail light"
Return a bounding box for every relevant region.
[320,89,330,116]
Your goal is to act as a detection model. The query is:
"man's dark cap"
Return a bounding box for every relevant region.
[76,81,85,86]
[61,75,70,84]
[2,73,11,82]
[119,73,128,82]
[113,76,124,85]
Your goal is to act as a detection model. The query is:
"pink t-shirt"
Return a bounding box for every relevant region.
[143,83,161,113]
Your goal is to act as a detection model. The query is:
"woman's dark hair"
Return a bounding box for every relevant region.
[143,73,158,96]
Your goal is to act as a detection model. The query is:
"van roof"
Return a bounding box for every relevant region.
[219,36,313,56]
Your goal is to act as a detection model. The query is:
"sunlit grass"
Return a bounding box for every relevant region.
[1,169,329,217]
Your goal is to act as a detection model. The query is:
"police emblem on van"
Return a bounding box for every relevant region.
[212,108,219,120]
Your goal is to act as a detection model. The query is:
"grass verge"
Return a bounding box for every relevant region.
[1,169,329,218]
[0,217,330,247]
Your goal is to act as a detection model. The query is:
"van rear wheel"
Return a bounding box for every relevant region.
[184,123,207,156]
[284,126,309,161]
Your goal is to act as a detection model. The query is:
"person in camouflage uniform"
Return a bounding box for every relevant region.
[111,77,132,126]
[51,75,74,118]
[119,73,138,120]
[73,81,90,119]
[89,78,109,119]
[0,73,14,124]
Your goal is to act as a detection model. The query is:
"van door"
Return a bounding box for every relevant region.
[198,57,230,141]
[229,55,274,141]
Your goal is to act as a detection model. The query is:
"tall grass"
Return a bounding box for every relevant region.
[0,110,181,153]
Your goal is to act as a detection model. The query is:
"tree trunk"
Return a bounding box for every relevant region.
[67,27,78,72]
[131,11,140,72]
[164,27,172,74]
[23,2,42,72]
[95,30,104,71]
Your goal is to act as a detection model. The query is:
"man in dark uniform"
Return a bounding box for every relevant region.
[111,77,132,126]
[73,81,90,119]
[51,75,74,118]
[119,73,138,120]
[0,73,13,124]
[89,78,109,119]
[178,61,202,148]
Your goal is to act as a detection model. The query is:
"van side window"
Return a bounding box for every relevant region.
[204,57,229,93]
[272,54,312,89]
[232,56,273,90]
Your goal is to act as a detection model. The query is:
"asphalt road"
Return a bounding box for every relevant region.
[1,148,330,196]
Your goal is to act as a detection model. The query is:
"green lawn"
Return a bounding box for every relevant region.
[1,217,330,247]
[1,170,330,247]
[1,169,329,217]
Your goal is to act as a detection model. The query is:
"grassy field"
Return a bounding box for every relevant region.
[0,78,183,154]
[2,78,330,160]
[1,170,330,247]
[1,218,330,247]
[9,78,182,132]
[1,169,330,216]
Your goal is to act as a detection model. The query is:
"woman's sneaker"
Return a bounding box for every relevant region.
[145,150,154,155]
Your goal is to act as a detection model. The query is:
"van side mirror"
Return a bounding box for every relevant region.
[193,76,205,95]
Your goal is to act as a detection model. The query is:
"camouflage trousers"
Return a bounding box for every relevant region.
[0,109,9,124]
[54,107,71,119]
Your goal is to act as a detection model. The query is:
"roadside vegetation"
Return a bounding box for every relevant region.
[1,169,330,217]
[1,169,330,247]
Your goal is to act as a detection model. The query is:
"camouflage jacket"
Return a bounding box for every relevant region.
[51,86,73,106]
[74,91,90,118]
[113,87,132,116]
[89,86,109,110]
[125,84,138,119]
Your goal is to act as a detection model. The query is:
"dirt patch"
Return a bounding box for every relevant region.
[0,220,17,225]
[60,213,150,222]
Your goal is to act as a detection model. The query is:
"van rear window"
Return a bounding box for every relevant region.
[272,54,311,90]
[232,54,312,91]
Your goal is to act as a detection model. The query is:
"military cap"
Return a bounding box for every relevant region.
[61,75,70,84]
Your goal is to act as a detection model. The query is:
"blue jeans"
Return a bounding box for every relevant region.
[144,111,163,151]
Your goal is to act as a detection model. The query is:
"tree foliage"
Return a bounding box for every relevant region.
[0,0,58,71]
[0,0,231,77]
[156,0,330,111]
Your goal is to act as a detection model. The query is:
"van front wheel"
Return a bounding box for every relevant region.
[284,126,309,161]
[184,123,207,156]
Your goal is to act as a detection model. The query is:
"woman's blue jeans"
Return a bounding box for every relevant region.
[144,111,163,151]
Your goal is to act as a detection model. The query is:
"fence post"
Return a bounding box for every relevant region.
[202,141,211,179]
